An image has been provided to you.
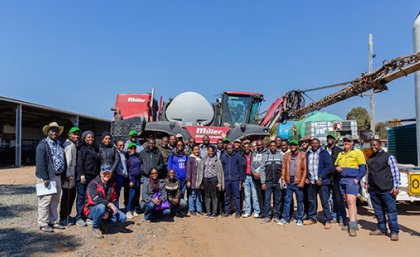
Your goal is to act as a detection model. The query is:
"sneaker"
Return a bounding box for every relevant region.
[235,214,241,219]
[369,229,386,236]
[338,221,345,227]
[349,227,357,237]
[126,211,134,219]
[324,222,332,229]
[40,226,54,233]
[133,211,139,217]
[390,233,399,241]
[253,213,259,218]
[260,218,271,224]
[278,219,289,225]
[86,219,93,225]
[222,213,230,218]
[342,225,348,231]
[92,228,104,239]
[243,213,251,218]
[76,219,87,227]
[296,220,303,226]
[49,223,65,230]
[197,212,203,216]
[68,217,76,225]
[273,218,280,224]
[210,214,217,219]
[303,220,317,225]
[205,213,211,218]
[59,219,68,227]
[190,211,197,216]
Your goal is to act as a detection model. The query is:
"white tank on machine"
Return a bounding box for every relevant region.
[165,91,214,126]
[414,12,420,165]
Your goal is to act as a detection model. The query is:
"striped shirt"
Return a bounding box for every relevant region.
[387,154,400,189]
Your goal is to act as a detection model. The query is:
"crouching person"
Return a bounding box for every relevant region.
[83,165,126,239]
[142,168,169,222]
[165,169,188,217]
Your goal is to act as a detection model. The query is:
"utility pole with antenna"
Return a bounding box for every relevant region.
[369,33,376,136]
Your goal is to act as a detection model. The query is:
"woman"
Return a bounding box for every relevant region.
[335,134,366,237]
[97,132,120,178]
[196,145,224,218]
[75,131,98,227]
[141,168,168,222]
[126,143,141,219]
[186,144,203,215]
[168,140,188,197]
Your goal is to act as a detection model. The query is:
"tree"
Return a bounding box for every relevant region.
[346,107,371,132]
[375,122,388,139]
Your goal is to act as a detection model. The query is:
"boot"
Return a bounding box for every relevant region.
[348,221,357,237]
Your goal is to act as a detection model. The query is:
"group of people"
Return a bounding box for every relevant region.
[35,121,401,241]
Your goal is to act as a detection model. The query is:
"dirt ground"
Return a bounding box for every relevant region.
[1,166,420,257]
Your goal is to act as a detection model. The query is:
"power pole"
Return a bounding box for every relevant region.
[369,34,375,136]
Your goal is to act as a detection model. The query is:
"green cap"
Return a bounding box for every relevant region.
[289,139,299,145]
[342,134,353,141]
[222,138,230,143]
[128,130,138,137]
[326,132,337,140]
[68,127,81,135]
[127,142,137,149]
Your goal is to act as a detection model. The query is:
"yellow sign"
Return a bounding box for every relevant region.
[409,174,420,195]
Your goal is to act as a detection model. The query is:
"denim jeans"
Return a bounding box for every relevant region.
[87,203,126,229]
[264,182,282,219]
[188,189,203,213]
[128,176,141,212]
[115,175,127,210]
[244,175,260,215]
[75,174,96,220]
[225,180,241,215]
[254,178,265,217]
[370,189,400,234]
[282,177,304,222]
[143,201,171,221]
[179,178,187,199]
[307,183,332,222]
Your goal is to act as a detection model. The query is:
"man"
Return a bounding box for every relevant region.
[299,136,311,153]
[140,138,164,179]
[84,165,126,239]
[325,132,346,226]
[36,122,66,232]
[275,136,282,151]
[59,127,81,226]
[279,140,306,226]
[221,143,244,218]
[157,136,172,174]
[367,139,400,241]
[279,139,290,157]
[233,139,243,154]
[165,169,188,216]
[260,141,283,224]
[199,135,212,158]
[187,138,196,154]
[115,139,129,211]
[216,139,225,158]
[168,135,177,150]
[242,143,260,218]
[251,139,268,218]
[335,134,366,237]
[304,138,333,229]
[300,135,311,219]
[124,130,143,153]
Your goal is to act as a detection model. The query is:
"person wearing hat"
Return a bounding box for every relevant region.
[59,127,81,226]
[83,165,126,239]
[75,130,97,227]
[278,139,307,225]
[299,135,311,219]
[325,132,346,226]
[299,136,312,154]
[335,134,367,237]
[36,122,66,232]
[233,138,243,154]
[124,130,144,153]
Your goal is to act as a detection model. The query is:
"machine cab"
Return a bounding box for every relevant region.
[220,91,264,127]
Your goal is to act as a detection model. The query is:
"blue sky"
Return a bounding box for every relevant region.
[0,1,419,123]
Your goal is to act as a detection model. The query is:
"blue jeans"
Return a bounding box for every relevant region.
[282,177,304,222]
[87,203,126,229]
[188,189,203,213]
[370,189,400,234]
[75,174,96,220]
[225,180,241,215]
[128,176,141,211]
[179,178,187,199]
[264,182,282,218]
[143,201,171,221]
[115,175,127,210]
[244,176,260,215]
[307,183,332,222]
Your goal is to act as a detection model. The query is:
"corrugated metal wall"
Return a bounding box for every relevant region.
[388,124,417,165]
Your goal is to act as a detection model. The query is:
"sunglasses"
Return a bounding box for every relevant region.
[343,139,352,143]
[302,141,310,144]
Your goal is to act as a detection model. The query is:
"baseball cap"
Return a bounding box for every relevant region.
[289,139,299,146]
[68,127,81,135]
[326,132,337,140]
[128,130,138,137]
[127,142,137,149]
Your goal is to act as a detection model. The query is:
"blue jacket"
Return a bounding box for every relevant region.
[306,149,332,185]
[168,151,188,179]
[220,151,244,182]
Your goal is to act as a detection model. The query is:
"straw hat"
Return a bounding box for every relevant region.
[42,122,64,136]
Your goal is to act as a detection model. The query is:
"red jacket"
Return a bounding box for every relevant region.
[83,176,117,217]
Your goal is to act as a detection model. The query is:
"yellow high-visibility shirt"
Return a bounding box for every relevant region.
[335,148,366,168]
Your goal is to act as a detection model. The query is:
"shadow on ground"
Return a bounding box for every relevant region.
[0,228,81,256]
[0,203,34,219]
[0,185,35,195]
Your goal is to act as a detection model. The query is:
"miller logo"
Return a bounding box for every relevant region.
[127,97,146,103]
[196,127,223,135]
